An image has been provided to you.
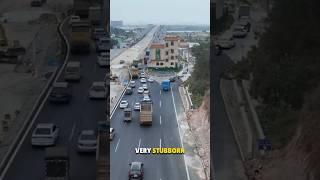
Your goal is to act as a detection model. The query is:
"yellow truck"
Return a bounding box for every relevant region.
[130,67,139,79]
[140,102,152,125]
[70,21,90,54]
[96,121,108,180]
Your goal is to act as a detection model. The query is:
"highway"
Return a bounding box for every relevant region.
[2,20,106,180]
[110,78,189,180]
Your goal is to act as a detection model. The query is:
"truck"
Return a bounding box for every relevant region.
[140,102,152,125]
[96,121,108,180]
[45,146,69,180]
[89,6,102,26]
[130,67,139,79]
[73,0,90,19]
[70,21,91,54]
[161,80,171,91]
[238,4,250,19]
[124,108,132,122]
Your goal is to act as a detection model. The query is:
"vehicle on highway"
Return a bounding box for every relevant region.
[120,100,129,108]
[89,82,107,99]
[235,20,250,32]
[96,37,109,52]
[49,82,72,103]
[77,130,97,152]
[120,60,125,64]
[97,121,109,179]
[134,102,141,111]
[138,87,144,94]
[169,76,176,82]
[70,21,90,54]
[125,87,133,95]
[110,128,115,140]
[142,84,148,90]
[147,78,154,82]
[30,0,44,7]
[128,162,144,179]
[140,72,146,78]
[130,80,136,88]
[232,25,247,38]
[143,89,150,95]
[124,108,132,122]
[45,146,69,179]
[140,78,147,83]
[92,28,107,40]
[64,61,81,81]
[214,35,236,49]
[162,80,171,91]
[97,52,109,67]
[69,15,80,26]
[31,123,59,146]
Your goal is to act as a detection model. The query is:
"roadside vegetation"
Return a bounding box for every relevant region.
[186,41,209,108]
[232,0,320,150]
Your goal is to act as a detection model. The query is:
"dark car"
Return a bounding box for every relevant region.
[30,0,42,7]
[169,77,176,82]
[125,87,133,95]
[128,162,144,179]
[49,82,72,103]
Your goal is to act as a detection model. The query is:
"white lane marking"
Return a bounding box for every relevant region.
[160,89,161,95]
[138,138,141,149]
[115,139,120,152]
[69,123,76,141]
[160,138,162,148]
[160,115,162,125]
[160,100,161,107]
[170,86,191,180]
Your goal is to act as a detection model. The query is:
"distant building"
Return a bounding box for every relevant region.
[148,35,180,68]
[111,21,123,27]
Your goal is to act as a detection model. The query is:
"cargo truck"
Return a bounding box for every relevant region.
[130,67,139,79]
[89,6,102,26]
[96,121,108,180]
[162,80,170,91]
[70,21,91,54]
[44,146,69,180]
[140,102,152,125]
[124,108,132,122]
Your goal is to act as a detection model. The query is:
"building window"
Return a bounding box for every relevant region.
[165,59,168,62]
[156,62,159,66]
[171,56,174,60]
[166,43,168,47]
[171,62,174,65]
[160,63,163,66]
[171,41,174,46]
[171,49,174,53]
[166,51,168,55]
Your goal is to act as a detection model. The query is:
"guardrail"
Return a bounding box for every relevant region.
[0,15,70,178]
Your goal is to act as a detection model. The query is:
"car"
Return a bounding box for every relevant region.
[130,80,136,88]
[64,61,81,81]
[140,73,146,78]
[133,102,141,111]
[110,128,115,140]
[142,84,148,90]
[89,82,107,99]
[97,52,109,67]
[30,0,42,7]
[138,87,144,94]
[232,25,247,38]
[96,37,109,52]
[142,96,151,102]
[31,123,59,146]
[69,15,80,25]
[49,82,72,103]
[128,162,144,179]
[140,78,147,83]
[92,28,107,40]
[169,77,176,82]
[147,78,154,82]
[77,130,97,152]
[119,100,129,108]
[125,87,133,95]
[143,89,149,94]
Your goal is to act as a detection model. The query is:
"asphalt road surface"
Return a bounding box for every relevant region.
[3,21,106,180]
[110,78,188,180]
[211,49,245,180]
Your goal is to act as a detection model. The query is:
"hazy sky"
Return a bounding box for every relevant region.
[110,0,210,25]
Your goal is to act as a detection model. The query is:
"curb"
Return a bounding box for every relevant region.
[0,15,70,178]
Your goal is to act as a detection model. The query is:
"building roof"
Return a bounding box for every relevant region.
[164,35,179,41]
[179,42,189,48]
[150,43,165,49]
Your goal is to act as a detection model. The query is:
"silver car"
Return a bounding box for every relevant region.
[89,82,107,99]
[77,130,97,152]
[31,123,59,146]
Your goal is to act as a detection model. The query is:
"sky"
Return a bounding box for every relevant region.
[110,0,210,25]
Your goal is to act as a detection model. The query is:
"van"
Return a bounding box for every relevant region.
[65,61,81,81]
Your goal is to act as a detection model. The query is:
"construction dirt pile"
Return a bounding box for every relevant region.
[186,91,210,179]
[244,87,320,180]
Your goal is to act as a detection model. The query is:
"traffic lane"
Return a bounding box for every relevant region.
[212,53,244,180]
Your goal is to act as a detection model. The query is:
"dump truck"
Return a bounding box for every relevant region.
[162,80,170,91]
[45,146,69,180]
[70,21,90,54]
[96,121,108,180]
[130,67,139,79]
[140,102,152,125]
[124,108,132,122]
[89,6,102,26]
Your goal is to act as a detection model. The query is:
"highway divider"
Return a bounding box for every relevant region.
[0,15,70,177]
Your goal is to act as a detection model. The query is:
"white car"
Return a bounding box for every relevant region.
[215,37,236,49]
[144,89,149,94]
[110,128,115,140]
[142,96,151,102]
[69,15,80,25]
[89,82,107,99]
[140,73,146,78]
[119,100,129,108]
[142,84,148,90]
[97,52,109,67]
[140,78,147,83]
[147,78,154,82]
[138,87,144,94]
[31,123,59,146]
[133,102,141,111]
[77,130,97,152]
